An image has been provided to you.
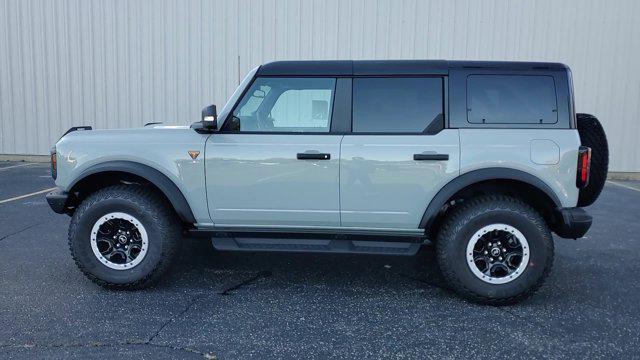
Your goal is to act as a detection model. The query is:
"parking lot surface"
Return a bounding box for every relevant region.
[1,161,639,359]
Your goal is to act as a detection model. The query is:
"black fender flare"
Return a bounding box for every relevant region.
[419,168,562,230]
[69,161,196,224]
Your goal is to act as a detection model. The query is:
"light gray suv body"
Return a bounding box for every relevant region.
[47,60,607,304]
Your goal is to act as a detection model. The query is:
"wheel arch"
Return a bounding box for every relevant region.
[421,168,562,238]
[67,161,196,224]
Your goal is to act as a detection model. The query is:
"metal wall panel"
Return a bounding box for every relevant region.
[0,0,639,171]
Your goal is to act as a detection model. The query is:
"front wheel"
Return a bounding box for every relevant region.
[436,195,554,305]
[68,185,182,289]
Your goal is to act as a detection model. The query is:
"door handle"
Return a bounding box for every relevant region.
[413,153,449,161]
[297,152,331,160]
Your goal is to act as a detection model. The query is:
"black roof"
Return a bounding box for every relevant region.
[257,60,569,76]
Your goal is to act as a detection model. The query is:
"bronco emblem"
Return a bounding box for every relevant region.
[188,150,200,160]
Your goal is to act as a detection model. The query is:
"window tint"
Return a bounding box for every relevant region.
[228,77,335,133]
[352,77,443,133]
[467,75,558,124]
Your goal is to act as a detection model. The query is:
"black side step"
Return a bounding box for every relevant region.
[189,227,425,241]
[212,238,420,256]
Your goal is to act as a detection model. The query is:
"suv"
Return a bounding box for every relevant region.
[47,60,608,304]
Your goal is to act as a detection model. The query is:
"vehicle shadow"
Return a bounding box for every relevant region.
[164,237,448,293]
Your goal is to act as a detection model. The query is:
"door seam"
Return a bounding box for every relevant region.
[338,134,345,227]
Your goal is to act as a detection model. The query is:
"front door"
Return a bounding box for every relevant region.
[205,76,342,227]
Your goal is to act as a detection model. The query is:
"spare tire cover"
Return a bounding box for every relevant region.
[576,113,609,207]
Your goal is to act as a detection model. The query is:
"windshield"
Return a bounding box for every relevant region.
[216,66,259,129]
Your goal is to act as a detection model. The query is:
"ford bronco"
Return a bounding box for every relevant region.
[46,60,608,304]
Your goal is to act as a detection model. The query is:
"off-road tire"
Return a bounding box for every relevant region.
[436,195,554,305]
[68,185,181,289]
[576,113,609,207]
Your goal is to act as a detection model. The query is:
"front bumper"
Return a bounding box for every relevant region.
[46,190,69,214]
[553,207,592,239]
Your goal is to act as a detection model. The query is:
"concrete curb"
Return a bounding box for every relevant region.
[0,154,50,163]
[606,172,640,180]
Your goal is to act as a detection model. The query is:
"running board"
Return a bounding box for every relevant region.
[212,237,420,256]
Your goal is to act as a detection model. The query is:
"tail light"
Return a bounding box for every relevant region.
[576,146,591,188]
[50,148,57,180]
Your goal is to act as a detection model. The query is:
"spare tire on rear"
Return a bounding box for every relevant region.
[576,113,609,207]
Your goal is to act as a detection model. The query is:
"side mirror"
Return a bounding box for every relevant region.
[201,105,217,129]
[193,104,218,133]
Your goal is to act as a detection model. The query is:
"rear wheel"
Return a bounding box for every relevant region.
[68,185,181,289]
[436,195,554,305]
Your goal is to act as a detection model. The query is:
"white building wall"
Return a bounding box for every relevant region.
[0,0,638,172]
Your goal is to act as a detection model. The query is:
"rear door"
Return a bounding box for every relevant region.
[340,77,460,229]
[205,77,346,227]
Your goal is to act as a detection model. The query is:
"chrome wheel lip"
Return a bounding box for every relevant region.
[466,223,529,284]
[90,212,149,270]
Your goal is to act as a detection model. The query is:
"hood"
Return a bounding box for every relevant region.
[55,124,202,149]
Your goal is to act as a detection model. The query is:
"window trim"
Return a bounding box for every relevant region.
[349,75,447,136]
[465,74,559,125]
[447,68,571,130]
[219,74,450,136]
[220,76,340,135]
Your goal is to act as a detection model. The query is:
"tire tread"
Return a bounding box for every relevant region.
[68,184,181,290]
[436,195,554,305]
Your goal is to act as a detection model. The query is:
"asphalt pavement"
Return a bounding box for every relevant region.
[1,161,639,359]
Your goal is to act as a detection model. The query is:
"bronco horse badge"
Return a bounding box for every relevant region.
[188,150,200,160]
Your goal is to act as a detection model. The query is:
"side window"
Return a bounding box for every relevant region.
[227,77,336,133]
[352,77,444,133]
[467,75,558,124]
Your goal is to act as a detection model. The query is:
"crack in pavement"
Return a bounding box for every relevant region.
[0,221,49,242]
[217,270,271,296]
[0,340,213,358]
[147,271,271,341]
[147,293,207,343]
[138,271,271,356]
[0,339,147,349]
[0,270,270,358]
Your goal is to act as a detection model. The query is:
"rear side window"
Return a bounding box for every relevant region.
[352,77,444,133]
[467,75,558,124]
